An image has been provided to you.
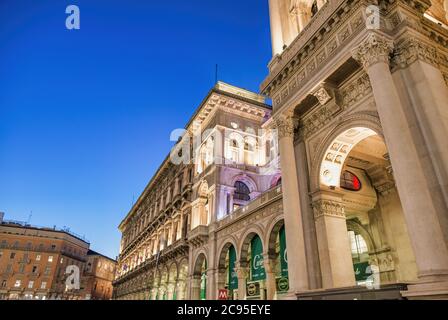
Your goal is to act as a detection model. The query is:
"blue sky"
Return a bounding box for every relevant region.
[0,0,272,259]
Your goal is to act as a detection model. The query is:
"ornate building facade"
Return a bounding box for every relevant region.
[113,0,448,300]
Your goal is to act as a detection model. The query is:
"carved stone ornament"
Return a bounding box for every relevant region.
[312,85,333,105]
[312,199,345,220]
[352,33,394,69]
[391,37,446,70]
[273,110,298,139]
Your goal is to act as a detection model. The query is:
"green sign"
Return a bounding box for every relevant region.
[276,277,289,293]
[200,272,207,300]
[246,281,261,298]
[353,262,371,282]
[279,226,289,278]
[228,246,238,290]
[250,236,266,281]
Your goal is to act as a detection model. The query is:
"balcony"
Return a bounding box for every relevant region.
[216,185,283,229]
[187,225,209,246]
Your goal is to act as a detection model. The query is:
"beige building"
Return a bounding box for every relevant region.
[0,214,90,300]
[84,250,116,300]
[113,0,448,300]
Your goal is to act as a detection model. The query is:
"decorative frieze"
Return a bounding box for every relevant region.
[391,37,448,71]
[300,72,373,140]
[312,199,345,220]
[339,73,372,109]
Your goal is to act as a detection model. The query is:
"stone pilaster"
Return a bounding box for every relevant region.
[263,253,277,300]
[273,110,309,296]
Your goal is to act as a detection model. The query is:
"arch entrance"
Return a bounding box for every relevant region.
[315,127,417,289]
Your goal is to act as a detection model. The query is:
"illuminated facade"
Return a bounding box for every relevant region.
[113,0,448,300]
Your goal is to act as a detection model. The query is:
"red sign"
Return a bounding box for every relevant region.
[218,289,228,300]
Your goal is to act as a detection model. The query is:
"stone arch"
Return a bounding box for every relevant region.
[216,237,239,270]
[178,258,189,280]
[346,219,376,252]
[198,179,209,198]
[175,258,189,300]
[238,225,266,266]
[311,112,383,192]
[231,174,258,193]
[167,262,178,300]
[193,251,208,276]
[265,217,285,256]
[168,262,178,283]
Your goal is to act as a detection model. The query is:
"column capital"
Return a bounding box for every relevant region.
[352,33,394,70]
[391,37,442,71]
[311,191,345,220]
[272,109,298,139]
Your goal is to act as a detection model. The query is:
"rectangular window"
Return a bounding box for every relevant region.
[28,281,34,289]
[48,256,53,262]
[32,266,38,273]
[36,254,41,261]
[0,251,2,258]
[60,257,64,264]
[6,264,12,272]
[44,266,51,276]
[1,280,6,287]
[14,280,21,287]
[41,281,47,289]
[10,252,16,259]
[18,264,25,273]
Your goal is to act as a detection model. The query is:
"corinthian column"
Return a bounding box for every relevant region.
[312,191,355,288]
[273,110,309,296]
[352,33,448,296]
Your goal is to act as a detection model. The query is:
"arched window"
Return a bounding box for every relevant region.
[244,143,253,165]
[340,170,361,191]
[234,181,250,201]
[230,140,239,163]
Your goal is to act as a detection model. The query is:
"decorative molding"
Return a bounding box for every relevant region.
[340,73,373,109]
[300,72,373,140]
[352,33,394,69]
[272,110,298,139]
[312,199,345,219]
[264,0,366,108]
[391,37,448,71]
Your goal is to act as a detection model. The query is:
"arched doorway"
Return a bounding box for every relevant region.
[267,220,289,299]
[217,243,238,300]
[167,263,178,300]
[150,270,160,300]
[192,253,207,300]
[315,126,417,288]
[176,259,188,300]
[240,233,266,300]
[158,267,168,300]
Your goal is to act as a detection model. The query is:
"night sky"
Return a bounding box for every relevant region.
[0,0,272,258]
